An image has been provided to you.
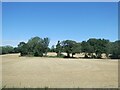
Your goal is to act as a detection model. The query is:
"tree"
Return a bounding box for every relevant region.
[50,45,55,52]
[81,41,94,58]
[71,42,81,57]
[13,47,19,53]
[87,38,109,58]
[109,40,120,59]
[61,40,77,57]
[1,46,14,54]
[1,46,7,54]
[56,41,62,56]
[43,37,50,56]
[33,42,44,56]
[81,38,109,58]
[0,47,2,55]
[18,42,28,56]
[27,37,44,56]
[18,36,50,57]
[27,37,42,53]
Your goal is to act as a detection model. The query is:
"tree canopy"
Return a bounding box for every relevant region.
[61,40,81,57]
[0,36,120,59]
[17,36,50,56]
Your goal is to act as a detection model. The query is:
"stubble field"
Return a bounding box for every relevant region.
[1,53,118,88]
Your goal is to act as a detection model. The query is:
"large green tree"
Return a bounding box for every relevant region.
[81,38,109,58]
[61,40,77,57]
[18,42,28,56]
[71,42,81,57]
[109,40,120,59]
[87,38,109,58]
[81,41,94,54]
[18,36,50,57]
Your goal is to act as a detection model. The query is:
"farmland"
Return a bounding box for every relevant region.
[1,53,118,88]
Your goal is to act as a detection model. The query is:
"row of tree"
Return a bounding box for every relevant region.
[0,36,120,59]
[51,39,120,59]
[0,46,18,54]
[0,37,50,57]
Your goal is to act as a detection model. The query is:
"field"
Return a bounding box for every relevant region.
[1,53,118,88]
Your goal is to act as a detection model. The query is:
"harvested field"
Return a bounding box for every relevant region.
[1,53,118,88]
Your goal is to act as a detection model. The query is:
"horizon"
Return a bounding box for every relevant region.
[1,37,119,48]
[2,2,118,47]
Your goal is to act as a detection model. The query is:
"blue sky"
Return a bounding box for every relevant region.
[2,2,118,47]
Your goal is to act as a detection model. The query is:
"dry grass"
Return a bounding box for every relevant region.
[1,53,118,88]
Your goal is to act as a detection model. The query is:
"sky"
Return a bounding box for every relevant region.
[2,2,118,47]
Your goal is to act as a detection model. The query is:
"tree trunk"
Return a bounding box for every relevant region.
[72,54,73,57]
[45,52,47,56]
[72,53,75,57]
[67,53,70,57]
[57,51,61,57]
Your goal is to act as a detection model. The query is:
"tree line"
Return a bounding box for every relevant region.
[0,36,120,59]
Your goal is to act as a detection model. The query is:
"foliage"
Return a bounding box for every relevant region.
[43,37,50,56]
[71,42,81,57]
[56,41,62,56]
[109,40,120,59]
[87,38,109,58]
[61,40,78,57]
[1,37,120,59]
[18,42,28,56]
[18,36,50,57]
[81,38,110,58]
[50,45,56,52]
[1,46,14,54]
